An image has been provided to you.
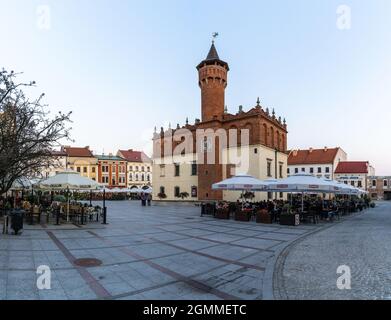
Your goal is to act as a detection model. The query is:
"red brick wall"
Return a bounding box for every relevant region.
[199,64,227,122]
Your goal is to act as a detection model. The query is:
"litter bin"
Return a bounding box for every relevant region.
[200,203,206,216]
[10,209,24,235]
[2,215,9,234]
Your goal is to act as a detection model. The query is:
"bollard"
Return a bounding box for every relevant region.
[81,209,84,225]
[55,208,60,225]
[102,207,107,224]
[2,215,9,234]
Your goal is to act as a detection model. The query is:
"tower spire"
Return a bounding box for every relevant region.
[197,36,229,122]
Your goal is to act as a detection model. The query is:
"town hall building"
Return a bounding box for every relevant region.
[152,42,289,202]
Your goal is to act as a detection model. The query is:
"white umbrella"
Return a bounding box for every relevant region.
[267,174,343,212]
[212,174,268,191]
[39,169,102,191]
[324,179,353,195]
[129,187,142,193]
[39,170,103,221]
[141,188,152,194]
[131,187,152,194]
[266,174,340,193]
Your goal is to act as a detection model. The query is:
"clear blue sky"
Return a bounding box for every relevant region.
[1,0,390,174]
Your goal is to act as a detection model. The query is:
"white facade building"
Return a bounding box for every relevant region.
[288,147,347,180]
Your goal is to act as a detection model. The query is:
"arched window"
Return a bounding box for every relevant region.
[228,125,238,147]
[263,124,268,145]
[244,123,252,145]
[270,127,274,147]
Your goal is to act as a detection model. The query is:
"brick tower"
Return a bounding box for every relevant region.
[196,42,229,122]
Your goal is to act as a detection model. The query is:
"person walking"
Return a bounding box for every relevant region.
[140,192,146,206]
[147,193,152,206]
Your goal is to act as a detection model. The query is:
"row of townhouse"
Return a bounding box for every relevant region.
[42,146,152,189]
[367,176,391,200]
[287,147,375,191]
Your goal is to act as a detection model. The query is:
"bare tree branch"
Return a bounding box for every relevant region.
[0,68,72,194]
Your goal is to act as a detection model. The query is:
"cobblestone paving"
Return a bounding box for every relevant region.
[0,201,331,300]
[274,201,391,300]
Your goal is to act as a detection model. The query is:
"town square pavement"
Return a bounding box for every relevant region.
[274,201,391,300]
[0,200,374,300]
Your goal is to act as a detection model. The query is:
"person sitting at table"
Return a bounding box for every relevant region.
[267,200,275,213]
[242,202,252,210]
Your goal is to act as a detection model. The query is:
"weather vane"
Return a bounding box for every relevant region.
[212,32,219,43]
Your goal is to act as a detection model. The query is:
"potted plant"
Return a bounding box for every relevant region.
[234,206,252,221]
[157,192,167,200]
[178,192,189,200]
[279,204,300,226]
[256,208,272,224]
[241,192,255,201]
[215,202,230,219]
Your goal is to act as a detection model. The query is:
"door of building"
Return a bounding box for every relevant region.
[384,191,391,200]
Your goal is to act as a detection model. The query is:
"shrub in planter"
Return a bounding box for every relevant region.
[111,194,126,201]
[370,202,376,208]
[256,209,272,224]
[176,192,189,200]
[235,210,251,221]
[157,193,167,200]
[215,208,230,219]
[240,192,255,201]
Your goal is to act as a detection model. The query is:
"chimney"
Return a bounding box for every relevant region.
[324,146,328,152]
[85,146,90,150]
[128,149,133,152]
[309,147,313,153]
[292,149,298,157]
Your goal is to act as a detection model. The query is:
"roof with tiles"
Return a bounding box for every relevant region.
[288,147,340,165]
[117,149,151,163]
[61,146,93,158]
[335,161,369,174]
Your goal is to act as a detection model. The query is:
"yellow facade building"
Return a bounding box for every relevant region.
[62,146,98,181]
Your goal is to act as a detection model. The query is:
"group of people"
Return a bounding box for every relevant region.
[140,192,152,206]
[213,195,371,222]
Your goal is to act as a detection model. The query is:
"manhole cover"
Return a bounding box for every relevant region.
[73,258,102,267]
[185,217,195,220]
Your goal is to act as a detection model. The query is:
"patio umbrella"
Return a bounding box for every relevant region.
[212,174,269,205]
[39,169,102,191]
[266,174,339,193]
[266,174,342,211]
[140,187,152,194]
[212,174,268,191]
[38,170,102,221]
[323,179,352,196]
